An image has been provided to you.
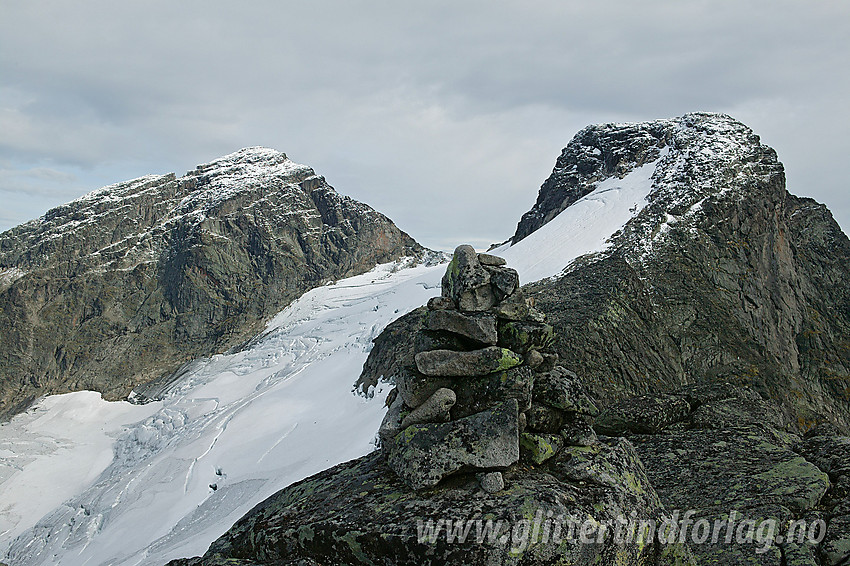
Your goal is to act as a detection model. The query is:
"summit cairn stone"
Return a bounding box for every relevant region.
[383,244,601,492]
[441,244,496,311]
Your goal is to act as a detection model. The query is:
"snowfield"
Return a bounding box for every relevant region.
[0,152,663,565]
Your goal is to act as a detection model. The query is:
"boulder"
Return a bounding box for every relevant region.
[520,432,564,465]
[426,309,498,345]
[441,244,496,312]
[533,366,599,416]
[452,366,534,419]
[400,387,456,428]
[386,399,520,490]
[498,320,554,354]
[396,367,454,409]
[415,346,522,377]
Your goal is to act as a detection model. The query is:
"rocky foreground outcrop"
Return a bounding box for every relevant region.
[0,148,425,419]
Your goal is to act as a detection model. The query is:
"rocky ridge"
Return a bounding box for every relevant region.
[521,113,850,431]
[361,113,850,432]
[0,147,426,419]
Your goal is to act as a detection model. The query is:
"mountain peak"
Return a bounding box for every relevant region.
[513,112,776,243]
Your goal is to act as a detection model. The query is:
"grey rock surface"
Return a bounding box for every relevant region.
[386,399,520,490]
[414,346,522,377]
[426,309,498,345]
[399,387,456,428]
[441,244,496,311]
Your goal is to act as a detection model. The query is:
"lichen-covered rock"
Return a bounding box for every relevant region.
[533,366,599,416]
[427,296,456,310]
[452,366,534,419]
[387,399,520,490]
[400,387,456,428]
[525,403,568,433]
[822,515,850,566]
[476,471,504,493]
[595,394,691,435]
[498,320,554,354]
[632,426,830,564]
[414,329,476,354]
[441,244,497,312]
[520,432,564,465]
[560,415,598,446]
[426,309,498,345]
[415,346,522,377]
[484,265,520,300]
[173,437,686,566]
[379,394,406,445]
[396,367,455,409]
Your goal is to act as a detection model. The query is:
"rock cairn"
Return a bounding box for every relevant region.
[379,244,600,491]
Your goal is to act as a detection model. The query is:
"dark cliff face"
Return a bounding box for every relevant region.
[0,147,424,419]
[520,113,850,431]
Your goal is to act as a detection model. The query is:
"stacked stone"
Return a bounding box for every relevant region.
[379,244,600,492]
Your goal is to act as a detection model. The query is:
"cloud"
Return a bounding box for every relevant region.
[0,0,848,246]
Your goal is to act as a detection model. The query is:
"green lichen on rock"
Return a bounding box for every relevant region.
[520,432,563,465]
[172,437,681,565]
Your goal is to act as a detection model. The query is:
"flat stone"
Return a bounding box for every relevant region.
[533,366,599,416]
[477,253,506,266]
[427,309,497,345]
[415,346,521,377]
[441,245,497,312]
[387,399,520,490]
[400,387,456,428]
[426,296,455,311]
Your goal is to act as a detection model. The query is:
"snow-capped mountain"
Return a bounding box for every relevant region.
[0,148,423,420]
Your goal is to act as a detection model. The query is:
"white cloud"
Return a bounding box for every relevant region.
[0,0,848,242]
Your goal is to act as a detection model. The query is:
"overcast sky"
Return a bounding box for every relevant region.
[1,1,848,250]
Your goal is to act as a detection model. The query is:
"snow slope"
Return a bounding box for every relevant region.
[495,150,665,282]
[0,151,665,565]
